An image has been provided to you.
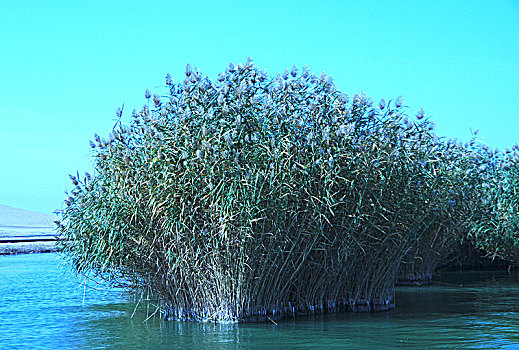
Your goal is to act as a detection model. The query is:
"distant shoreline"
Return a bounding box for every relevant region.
[0,241,59,255]
[0,232,58,255]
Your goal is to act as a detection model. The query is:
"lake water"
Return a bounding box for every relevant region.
[1,253,518,349]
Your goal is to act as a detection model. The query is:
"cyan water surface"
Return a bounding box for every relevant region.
[1,253,518,349]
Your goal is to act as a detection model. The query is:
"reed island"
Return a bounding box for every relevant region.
[56,59,519,323]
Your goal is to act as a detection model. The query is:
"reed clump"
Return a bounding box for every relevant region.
[466,145,519,265]
[57,59,518,322]
[397,135,519,281]
[396,134,484,284]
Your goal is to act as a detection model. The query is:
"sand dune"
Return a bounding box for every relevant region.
[0,205,58,238]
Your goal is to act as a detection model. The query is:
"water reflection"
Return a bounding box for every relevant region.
[1,254,518,349]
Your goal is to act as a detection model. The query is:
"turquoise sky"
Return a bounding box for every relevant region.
[1,0,518,214]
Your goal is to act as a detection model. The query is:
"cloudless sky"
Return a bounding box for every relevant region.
[1,0,518,214]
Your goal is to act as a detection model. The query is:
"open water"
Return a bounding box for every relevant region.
[1,253,518,349]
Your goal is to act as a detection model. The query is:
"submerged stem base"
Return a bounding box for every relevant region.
[163,296,395,323]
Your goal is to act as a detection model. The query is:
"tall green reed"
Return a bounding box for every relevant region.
[57,59,517,322]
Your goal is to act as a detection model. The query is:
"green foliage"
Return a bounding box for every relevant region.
[467,149,519,263]
[57,59,519,322]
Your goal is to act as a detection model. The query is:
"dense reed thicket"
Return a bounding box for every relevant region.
[57,59,519,322]
[396,137,487,283]
[398,138,519,282]
[467,147,519,264]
